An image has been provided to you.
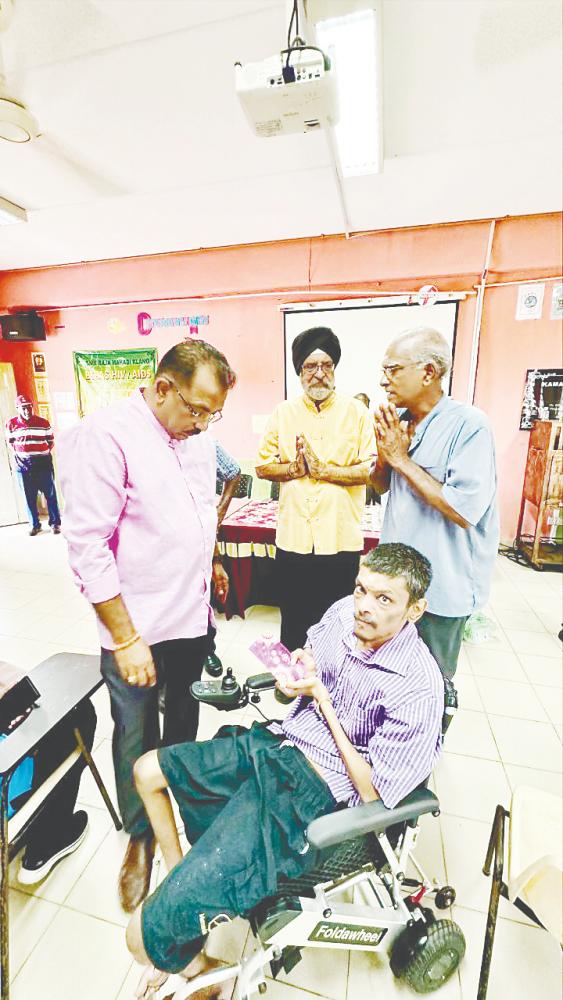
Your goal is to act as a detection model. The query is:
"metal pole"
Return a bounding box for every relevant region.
[1,777,10,1000]
[73,727,122,831]
[466,219,496,405]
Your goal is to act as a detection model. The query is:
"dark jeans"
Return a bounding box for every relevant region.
[12,700,97,852]
[100,634,209,838]
[276,548,360,651]
[416,612,469,680]
[142,723,336,973]
[17,455,61,529]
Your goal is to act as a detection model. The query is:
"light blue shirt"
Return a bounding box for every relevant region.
[380,395,499,617]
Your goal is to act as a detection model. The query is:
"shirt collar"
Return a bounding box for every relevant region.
[408,393,448,449]
[130,387,176,447]
[302,390,337,414]
[338,597,418,676]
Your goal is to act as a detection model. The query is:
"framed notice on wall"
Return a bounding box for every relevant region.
[520,368,563,430]
[73,348,158,417]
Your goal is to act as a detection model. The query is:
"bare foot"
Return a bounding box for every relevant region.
[135,965,170,999]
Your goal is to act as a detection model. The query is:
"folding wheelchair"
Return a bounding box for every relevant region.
[144,668,465,999]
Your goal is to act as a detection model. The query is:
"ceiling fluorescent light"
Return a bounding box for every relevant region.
[0,195,27,224]
[316,7,382,177]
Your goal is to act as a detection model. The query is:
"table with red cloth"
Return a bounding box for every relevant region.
[217,499,380,619]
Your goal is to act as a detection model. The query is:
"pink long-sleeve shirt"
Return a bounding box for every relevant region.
[58,389,217,650]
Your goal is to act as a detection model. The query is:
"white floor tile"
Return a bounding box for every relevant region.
[0,635,75,669]
[474,677,549,722]
[505,628,561,657]
[9,804,113,905]
[452,672,484,712]
[0,585,35,611]
[64,825,131,926]
[454,904,562,1000]
[434,753,511,823]
[443,710,499,762]
[492,608,548,633]
[518,653,562,687]
[10,907,132,1000]
[8,889,58,981]
[533,684,563,726]
[464,646,529,683]
[504,764,563,798]
[455,646,473,676]
[263,979,336,1000]
[487,715,562,771]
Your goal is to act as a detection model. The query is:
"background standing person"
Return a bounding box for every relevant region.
[58,341,235,913]
[215,440,242,527]
[0,661,95,884]
[256,327,375,651]
[354,392,371,409]
[369,326,499,678]
[5,394,61,536]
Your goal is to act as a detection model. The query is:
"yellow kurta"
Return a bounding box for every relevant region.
[257,392,376,555]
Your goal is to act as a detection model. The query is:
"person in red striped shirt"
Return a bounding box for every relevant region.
[5,394,61,536]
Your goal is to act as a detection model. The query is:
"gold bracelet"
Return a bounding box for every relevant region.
[114,632,140,652]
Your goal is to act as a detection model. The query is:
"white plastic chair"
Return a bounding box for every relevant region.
[477,785,563,999]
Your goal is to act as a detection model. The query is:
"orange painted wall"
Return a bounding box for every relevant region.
[1,213,561,542]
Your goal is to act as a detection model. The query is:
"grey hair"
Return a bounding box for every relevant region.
[361,543,432,604]
[391,327,451,379]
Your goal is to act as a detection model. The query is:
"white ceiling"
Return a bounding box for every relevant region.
[0,0,561,271]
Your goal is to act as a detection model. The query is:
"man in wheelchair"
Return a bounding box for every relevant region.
[126,543,462,998]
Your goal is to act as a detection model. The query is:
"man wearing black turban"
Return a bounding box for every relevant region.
[256,327,376,650]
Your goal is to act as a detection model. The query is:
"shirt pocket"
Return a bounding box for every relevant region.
[418,462,447,484]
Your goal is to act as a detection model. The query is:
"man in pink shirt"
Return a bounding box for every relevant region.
[58,341,236,912]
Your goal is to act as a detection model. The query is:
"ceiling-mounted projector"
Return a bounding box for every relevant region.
[235,46,338,138]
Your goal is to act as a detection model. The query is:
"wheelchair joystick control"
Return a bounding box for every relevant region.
[190,667,242,710]
[221,667,238,691]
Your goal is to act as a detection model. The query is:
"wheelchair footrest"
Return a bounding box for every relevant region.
[270,946,303,980]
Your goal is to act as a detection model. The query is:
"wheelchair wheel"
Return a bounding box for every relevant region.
[434,885,456,909]
[398,919,465,994]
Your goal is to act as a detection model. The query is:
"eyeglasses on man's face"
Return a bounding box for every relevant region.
[167,380,223,424]
[381,362,421,380]
[301,361,335,377]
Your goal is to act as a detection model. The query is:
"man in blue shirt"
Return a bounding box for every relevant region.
[369,327,499,678]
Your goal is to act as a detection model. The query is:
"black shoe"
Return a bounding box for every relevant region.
[18,810,89,885]
[29,525,42,536]
[52,525,61,534]
[203,652,223,677]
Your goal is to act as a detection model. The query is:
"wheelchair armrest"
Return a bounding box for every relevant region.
[307,787,440,851]
[246,673,276,692]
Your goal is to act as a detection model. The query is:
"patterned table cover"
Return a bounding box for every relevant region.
[219,500,380,559]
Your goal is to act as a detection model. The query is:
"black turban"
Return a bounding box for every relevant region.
[292,327,341,375]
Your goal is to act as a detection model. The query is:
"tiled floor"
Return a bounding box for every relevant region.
[1,522,561,1000]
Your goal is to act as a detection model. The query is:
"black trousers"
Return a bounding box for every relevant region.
[276,548,361,652]
[416,612,469,680]
[100,634,209,839]
[15,700,97,851]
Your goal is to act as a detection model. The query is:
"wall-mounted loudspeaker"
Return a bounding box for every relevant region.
[0,311,46,342]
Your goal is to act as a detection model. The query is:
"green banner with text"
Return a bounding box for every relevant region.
[73,348,157,417]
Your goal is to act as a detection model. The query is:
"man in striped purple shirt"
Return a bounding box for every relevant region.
[126,543,444,985]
